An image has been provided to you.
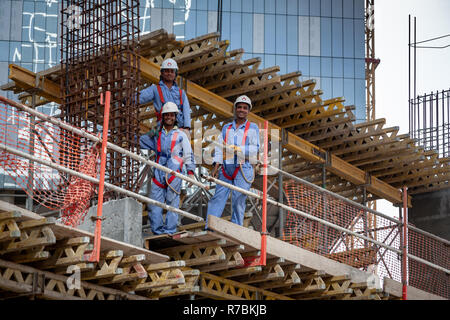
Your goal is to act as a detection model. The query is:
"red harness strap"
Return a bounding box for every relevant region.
[153,130,183,188]
[156,85,183,123]
[221,121,251,180]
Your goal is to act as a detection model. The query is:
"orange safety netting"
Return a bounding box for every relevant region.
[0,99,100,227]
[408,226,450,299]
[282,180,449,299]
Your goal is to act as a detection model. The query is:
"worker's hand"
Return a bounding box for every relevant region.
[145,127,158,138]
[187,172,196,188]
[211,166,219,179]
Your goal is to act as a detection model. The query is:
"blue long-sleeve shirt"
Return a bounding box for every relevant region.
[213,120,260,168]
[139,81,191,129]
[140,126,195,174]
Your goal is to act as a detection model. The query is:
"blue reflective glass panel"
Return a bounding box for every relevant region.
[321,57,332,77]
[254,0,264,13]
[333,78,343,97]
[332,18,343,57]
[310,0,320,16]
[231,0,241,12]
[0,42,9,62]
[230,12,242,50]
[276,55,287,75]
[355,58,365,79]
[287,15,298,55]
[222,12,231,41]
[355,79,366,107]
[310,57,320,76]
[242,13,253,53]
[344,78,355,106]
[185,9,197,40]
[343,58,354,78]
[321,0,332,17]
[173,9,185,38]
[9,42,21,63]
[343,18,354,58]
[223,0,231,11]
[163,0,174,9]
[299,0,309,16]
[321,77,333,100]
[276,15,287,54]
[354,0,365,19]
[242,0,253,12]
[287,55,298,73]
[287,0,298,16]
[264,14,275,54]
[197,10,208,36]
[298,56,310,76]
[208,0,219,10]
[276,0,287,14]
[354,19,365,58]
[332,58,343,77]
[265,0,275,13]
[332,0,343,17]
[321,18,332,57]
[265,54,276,69]
[343,0,354,18]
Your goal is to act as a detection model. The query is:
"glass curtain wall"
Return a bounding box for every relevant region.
[0,0,367,187]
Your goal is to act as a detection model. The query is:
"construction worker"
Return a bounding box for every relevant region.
[140,101,195,235]
[206,95,260,227]
[139,58,191,136]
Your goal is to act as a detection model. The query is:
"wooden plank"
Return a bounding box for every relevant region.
[0,200,169,264]
[208,216,373,284]
[382,277,447,300]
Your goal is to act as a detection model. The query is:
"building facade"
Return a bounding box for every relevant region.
[0,0,367,189]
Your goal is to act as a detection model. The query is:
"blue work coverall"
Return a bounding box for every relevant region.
[139,81,191,129]
[206,120,260,227]
[140,127,195,235]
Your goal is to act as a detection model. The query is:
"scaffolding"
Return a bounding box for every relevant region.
[410,89,450,158]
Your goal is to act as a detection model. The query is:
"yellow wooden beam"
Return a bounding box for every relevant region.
[5,61,411,206]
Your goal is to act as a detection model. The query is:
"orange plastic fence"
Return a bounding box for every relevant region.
[282,180,449,299]
[0,99,99,227]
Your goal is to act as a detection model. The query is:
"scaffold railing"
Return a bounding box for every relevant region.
[1,95,449,299]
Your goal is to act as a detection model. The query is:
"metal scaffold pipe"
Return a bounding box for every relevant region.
[2,96,449,275]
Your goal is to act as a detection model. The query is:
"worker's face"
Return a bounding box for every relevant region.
[161,68,176,83]
[162,112,176,127]
[235,103,250,120]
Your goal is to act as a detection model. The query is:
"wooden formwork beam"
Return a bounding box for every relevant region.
[5,60,410,206]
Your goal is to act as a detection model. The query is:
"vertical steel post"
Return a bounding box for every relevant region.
[402,186,408,300]
[260,120,269,266]
[278,139,284,238]
[26,92,36,211]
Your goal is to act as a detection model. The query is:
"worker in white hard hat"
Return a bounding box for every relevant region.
[139,58,191,137]
[140,101,196,235]
[205,95,260,227]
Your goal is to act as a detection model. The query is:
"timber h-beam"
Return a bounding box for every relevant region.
[6,58,411,206]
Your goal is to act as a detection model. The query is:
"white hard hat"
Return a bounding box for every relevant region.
[234,95,252,110]
[161,101,179,114]
[161,58,178,70]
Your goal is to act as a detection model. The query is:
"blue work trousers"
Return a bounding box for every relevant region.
[148,171,181,235]
[206,165,253,228]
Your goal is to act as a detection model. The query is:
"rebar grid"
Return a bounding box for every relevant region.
[60,0,141,193]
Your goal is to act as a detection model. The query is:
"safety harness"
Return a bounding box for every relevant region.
[221,121,251,181]
[156,84,183,123]
[152,130,183,189]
